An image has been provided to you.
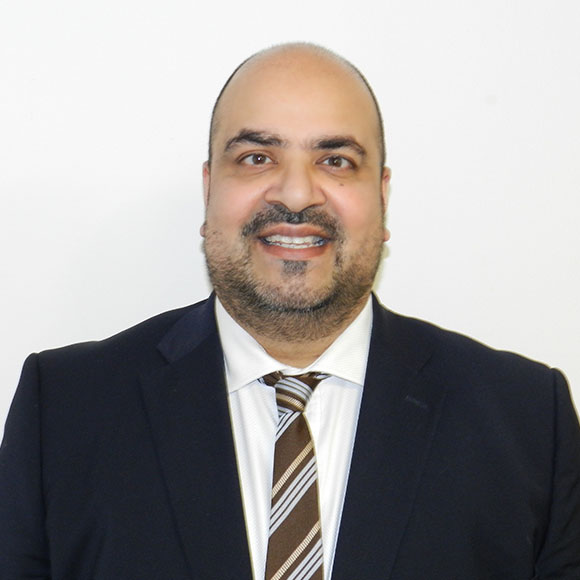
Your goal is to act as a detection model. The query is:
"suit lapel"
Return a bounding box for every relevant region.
[139,295,449,578]
[332,298,449,579]
[140,296,252,579]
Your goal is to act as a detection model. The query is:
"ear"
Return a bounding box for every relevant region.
[200,162,211,238]
[381,166,392,242]
[202,161,211,207]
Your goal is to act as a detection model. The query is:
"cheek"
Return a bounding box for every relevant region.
[332,192,384,237]
[205,183,260,229]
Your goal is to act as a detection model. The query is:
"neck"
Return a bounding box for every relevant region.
[235,297,369,368]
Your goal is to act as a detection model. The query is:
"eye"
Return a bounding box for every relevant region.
[320,155,354,169]
[239,153,274,166]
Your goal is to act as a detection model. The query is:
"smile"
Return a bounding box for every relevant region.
[261,234,327,249]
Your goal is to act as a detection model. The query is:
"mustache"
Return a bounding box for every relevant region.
[241,205,341,239]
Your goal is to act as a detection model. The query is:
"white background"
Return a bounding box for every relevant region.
[1,0,579,431]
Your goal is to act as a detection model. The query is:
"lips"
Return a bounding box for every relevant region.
[254,224,333,260]
[262,234,326,249]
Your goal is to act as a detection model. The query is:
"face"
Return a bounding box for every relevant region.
[202,50,390,340]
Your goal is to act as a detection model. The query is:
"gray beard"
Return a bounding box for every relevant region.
[204,235,383,343]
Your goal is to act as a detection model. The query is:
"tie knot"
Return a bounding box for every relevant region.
[261,371,328,413]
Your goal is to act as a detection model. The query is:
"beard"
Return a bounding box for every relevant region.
[203,205,384,342]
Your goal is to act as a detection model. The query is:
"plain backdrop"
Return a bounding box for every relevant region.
[1,0,579,432]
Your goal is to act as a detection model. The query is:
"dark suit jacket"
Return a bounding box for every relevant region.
[1,295,579,579]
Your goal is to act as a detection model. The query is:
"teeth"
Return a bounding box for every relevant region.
[263,234,325,248]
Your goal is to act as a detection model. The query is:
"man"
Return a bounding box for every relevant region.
[1,43,579,579]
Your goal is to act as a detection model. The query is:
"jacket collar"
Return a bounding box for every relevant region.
[142,293,253,578]
[332,296,448,579]
[149,293,448,579]
[157,293,218,363]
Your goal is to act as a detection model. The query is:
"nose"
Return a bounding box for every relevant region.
[264,160,326,212]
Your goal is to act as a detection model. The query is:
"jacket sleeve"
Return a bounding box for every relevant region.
[0,354,51,578]
[535,369,580,578]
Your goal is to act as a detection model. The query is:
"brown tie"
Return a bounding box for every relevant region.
[260,371,328,580]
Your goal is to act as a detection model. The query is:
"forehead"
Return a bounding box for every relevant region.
[213,52,380,156]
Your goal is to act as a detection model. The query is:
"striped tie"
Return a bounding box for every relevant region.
[260,371,328,580]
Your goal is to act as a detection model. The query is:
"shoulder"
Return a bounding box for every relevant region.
[371,299,578,457]
[32,297,214,378]
[371,297,563,393]
[11,298,218,427]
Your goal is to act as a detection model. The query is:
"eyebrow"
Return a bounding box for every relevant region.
[312,136,367,158]
[224,129,287,152]
[223,129,367,158]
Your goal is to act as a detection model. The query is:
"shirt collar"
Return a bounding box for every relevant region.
[215,296,373,392]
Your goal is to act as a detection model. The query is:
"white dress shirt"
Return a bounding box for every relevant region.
[215,297,373,580]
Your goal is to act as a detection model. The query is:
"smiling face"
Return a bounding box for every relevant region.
[202,46,390,342]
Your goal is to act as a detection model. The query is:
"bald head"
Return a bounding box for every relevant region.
[208,43,386,169]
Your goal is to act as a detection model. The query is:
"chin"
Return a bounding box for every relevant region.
[253,287,335,314]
